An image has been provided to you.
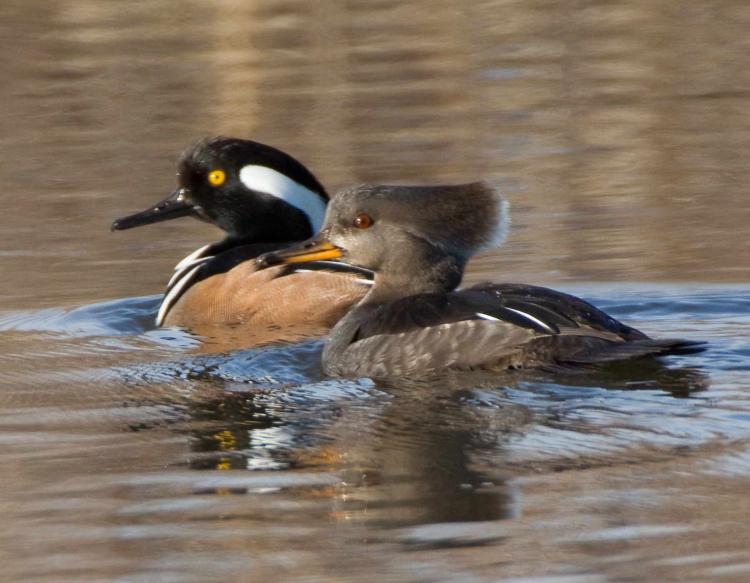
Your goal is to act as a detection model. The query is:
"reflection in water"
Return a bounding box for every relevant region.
[182,376,523,527]
[1,289,746,582]
[521,358,709,398]
[344,379,522,527]
[186,392,282,471]
[171,356,706,529]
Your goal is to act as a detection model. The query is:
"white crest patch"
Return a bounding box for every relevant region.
[490,198,512,248]
[239,165,326,232]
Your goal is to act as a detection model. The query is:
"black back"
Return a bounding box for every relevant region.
[351,283,646,342]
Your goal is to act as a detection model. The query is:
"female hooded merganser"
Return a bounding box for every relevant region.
[112,138,370,346]
[257,182,704,378]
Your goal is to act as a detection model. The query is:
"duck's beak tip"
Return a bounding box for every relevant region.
[110,188,195,233]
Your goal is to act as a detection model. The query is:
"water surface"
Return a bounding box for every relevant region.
[2,2,750,582]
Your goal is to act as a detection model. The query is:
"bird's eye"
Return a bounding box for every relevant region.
[207,169,226,187]
[353,213,374,229]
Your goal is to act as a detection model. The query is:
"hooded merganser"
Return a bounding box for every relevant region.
[112,137,370,346]
[257,183,705,378]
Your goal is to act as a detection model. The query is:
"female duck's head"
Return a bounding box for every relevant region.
[258,182,510,296]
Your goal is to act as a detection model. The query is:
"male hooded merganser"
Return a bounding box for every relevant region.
[257,183,705,378]
[112,137,370,346]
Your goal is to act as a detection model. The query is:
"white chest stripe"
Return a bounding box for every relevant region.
[167,255,213,289]
[159,245,215,324]
[157,264,203,326]
[239,165,326,232]
[168,243,213,288]
[287,268,374,287]
[174,244,211,271]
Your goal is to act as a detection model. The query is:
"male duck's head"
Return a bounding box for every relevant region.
[112,137,328,243]
[258,182,510,295]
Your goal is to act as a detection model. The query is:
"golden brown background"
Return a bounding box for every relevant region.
[2,1,748,311]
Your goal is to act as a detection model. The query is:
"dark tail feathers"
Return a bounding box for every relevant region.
[562,339,707,365]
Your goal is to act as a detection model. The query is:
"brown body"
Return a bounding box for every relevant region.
[164,263,368,351]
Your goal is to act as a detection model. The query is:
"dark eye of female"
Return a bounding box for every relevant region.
[353,213,374,229]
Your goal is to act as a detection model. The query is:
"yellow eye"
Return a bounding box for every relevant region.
[208,169,226,187]
[353,213,374,229]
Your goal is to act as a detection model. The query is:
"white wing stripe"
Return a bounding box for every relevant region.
[504,307,555,333]
[475,312,500,321]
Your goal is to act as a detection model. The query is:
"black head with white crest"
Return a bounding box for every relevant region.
[112,137,328,244]
[258,182,510,296]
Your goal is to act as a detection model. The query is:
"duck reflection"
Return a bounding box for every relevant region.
[185,392,282,471]
[170,353,707,528]
[517,359,709,398]
[317,376,529,527]
[180,373,527,526]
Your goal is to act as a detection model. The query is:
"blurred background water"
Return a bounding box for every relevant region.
[1,1,750,582]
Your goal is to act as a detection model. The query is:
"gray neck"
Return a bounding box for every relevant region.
[366,252,464,303]
[323,255,464,375]
[322,303,376,375]
[322,251,465,374]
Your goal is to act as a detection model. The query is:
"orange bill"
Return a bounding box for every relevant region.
[256,236,343,268]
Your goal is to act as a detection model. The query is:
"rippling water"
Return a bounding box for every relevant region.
[2,1,750,582]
